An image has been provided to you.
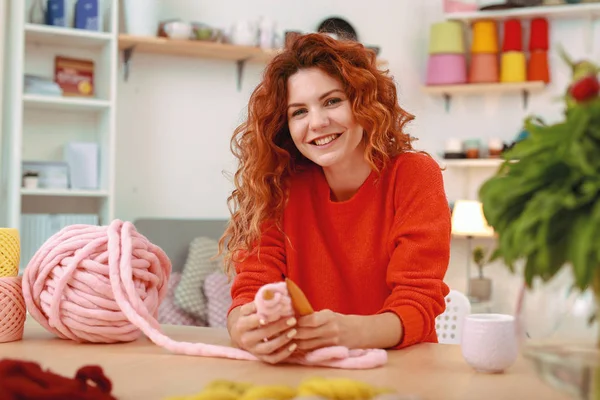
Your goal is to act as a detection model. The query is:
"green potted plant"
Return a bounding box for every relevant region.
[469,246,492,302]
[479,49,600,398]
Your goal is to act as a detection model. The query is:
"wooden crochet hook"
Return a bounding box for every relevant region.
[285,278,314,316]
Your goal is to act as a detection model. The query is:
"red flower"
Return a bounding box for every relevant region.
[569,75,600,102]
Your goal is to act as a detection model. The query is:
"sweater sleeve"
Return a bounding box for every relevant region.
[227,222,287,315]
[377,154,451,349]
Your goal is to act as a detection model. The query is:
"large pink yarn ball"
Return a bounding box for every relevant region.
[21,220,171,343]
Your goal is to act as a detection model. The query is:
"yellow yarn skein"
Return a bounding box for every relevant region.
[164,377,395,400]
[0,228,20,278]
[298,377,392,399]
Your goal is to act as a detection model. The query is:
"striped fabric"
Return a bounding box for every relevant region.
[203,270,232,328]
[173,236,222,322]
[158,272,204,326]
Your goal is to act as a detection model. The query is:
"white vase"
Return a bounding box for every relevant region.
[123,0,159,36]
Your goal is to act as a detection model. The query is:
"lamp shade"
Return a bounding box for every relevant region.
[451,200,495,237]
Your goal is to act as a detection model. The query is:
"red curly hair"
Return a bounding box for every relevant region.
[219,33,417,275]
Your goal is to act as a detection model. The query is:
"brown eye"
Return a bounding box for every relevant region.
[292,108,306,117]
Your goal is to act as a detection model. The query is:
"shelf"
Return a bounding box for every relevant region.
[440,159,504,168]
[423,80,545,95]
[25,23,113,48]
[21,188,109,197]
[118,34,267,61]
[117,34,388,89]
[23,94,111,112]
[423,81,546,112]
[445,3,600,21]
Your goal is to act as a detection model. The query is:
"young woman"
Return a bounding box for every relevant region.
[219,33,451,365]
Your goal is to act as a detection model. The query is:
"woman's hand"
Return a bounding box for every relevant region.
[294,309,355,351]
[229,302,299,364]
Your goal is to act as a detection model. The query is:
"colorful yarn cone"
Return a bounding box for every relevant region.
[469,53,499,83]
[426,21,467,85]
[529,17,549,51]
[528,50,550,83]
[471,20,498,53]
[427,54,467,85]
[501,51,527,82]
[502,19,522,52]
[0,228,20,278]
[0,276,26,343]
[428,21,465,54]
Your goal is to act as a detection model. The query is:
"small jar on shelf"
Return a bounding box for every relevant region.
[22,171,39,189]
[464,139,481,159]
[488,138,504,158]
[444,138,464,159]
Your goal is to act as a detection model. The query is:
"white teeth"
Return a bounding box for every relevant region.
[314,134,339,146]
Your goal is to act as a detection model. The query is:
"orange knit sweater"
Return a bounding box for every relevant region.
[229,152,451,349]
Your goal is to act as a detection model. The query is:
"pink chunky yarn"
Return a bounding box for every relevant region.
[21,220,387,369]
[0,276,26,343]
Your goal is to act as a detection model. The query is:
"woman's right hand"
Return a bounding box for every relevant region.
[230,301,298,364]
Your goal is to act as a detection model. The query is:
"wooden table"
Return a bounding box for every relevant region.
[0,319,570,400]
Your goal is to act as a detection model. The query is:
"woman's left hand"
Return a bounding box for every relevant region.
[294,309,355,351]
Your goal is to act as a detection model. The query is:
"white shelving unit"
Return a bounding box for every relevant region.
[0,1,118,249]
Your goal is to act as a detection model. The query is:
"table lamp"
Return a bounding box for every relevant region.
[451,200,495,300]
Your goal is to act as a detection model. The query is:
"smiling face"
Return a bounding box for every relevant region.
[286,68,365,170]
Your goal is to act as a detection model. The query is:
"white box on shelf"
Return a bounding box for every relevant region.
[64,141,99,189]
[21,161,69,189]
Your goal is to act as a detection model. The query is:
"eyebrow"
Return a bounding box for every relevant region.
[287,89,345,109]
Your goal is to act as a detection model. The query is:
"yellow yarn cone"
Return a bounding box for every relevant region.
[0,228,20,278]
[471,20,499,53]
[500,51,526,83]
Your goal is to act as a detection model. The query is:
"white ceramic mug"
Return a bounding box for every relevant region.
[461,313,518,373]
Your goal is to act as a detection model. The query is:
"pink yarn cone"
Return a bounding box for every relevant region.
[21,220,387,370]
[0,276,26,343]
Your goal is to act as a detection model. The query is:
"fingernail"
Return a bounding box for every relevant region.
[287,329,297,339]
[288,343,297,352]
[286,317,296,326]
[259,319,266,325]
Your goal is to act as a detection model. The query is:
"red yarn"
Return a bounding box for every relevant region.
[502,19,522,52]
[527,50,550,83]
[529,17,549,51]
[0,358,117,400]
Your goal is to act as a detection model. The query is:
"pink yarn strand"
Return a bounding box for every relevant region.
[21,220,387,368]
[108,221,256,360]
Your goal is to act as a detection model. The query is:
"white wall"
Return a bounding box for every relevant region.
[115,0,599,316]
[115,0,432,222]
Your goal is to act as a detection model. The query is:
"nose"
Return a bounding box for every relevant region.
[309,109,330,131]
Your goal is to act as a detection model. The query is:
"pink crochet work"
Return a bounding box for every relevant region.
[21,220,387,369]
[254,282,388,369]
